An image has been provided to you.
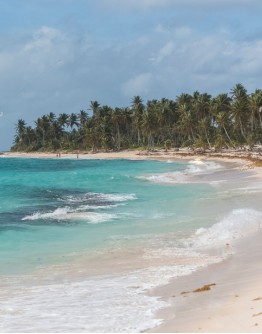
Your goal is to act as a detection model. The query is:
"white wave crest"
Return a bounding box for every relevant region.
[138,172,186,184]
[186,160,222,174]
[22,208,117,224]
[139,160,222,185]
[60,192,137,203]
[22,207,71,221]
[77,203,124,211]
[95,193,137,202]
[189,208,262,248]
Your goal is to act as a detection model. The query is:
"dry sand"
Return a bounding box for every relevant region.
[148,230,262,333]
[3,148,262,332]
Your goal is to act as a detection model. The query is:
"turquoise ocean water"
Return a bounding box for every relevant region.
[0,156,261,332]
[0,157,213,275]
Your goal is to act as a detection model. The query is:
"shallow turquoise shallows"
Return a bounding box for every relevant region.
[0,157,215,275]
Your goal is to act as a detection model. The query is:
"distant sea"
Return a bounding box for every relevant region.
[0,156,261,332]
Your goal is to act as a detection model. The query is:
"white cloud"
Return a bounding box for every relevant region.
[150,41,175,64]
[230,41,262,76]
[122,73,153,96]
[20,26,74,71]
[154,24,168,35]
[23,26,63,52]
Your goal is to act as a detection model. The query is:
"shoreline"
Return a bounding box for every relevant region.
[2,149,262,332]
[3,147,262,167]
[147,229,262,333]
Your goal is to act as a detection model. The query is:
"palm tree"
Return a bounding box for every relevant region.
[249,90,262,130]
[83,121,100,152]
[111,108,124,150]
[68,113,79,129]
[198,117,212,150]
[24,126,35,147]
[89,101,100,117]
[193,92,212,120]
[215,111,235,149]
[15,119,26,140]
[11,85,262,152]
[131,96,145,146]
[47,112,56,124]
[141,106,157,149]
[178,110,196,145]
[78,110,88,129]
[231,83,249,141]
[58,113,69,129]
[35,115,49,147]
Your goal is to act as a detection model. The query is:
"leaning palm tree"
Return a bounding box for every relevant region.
[197,117,212,150]
[215,111,235,149]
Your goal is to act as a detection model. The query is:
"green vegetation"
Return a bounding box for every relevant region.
[11,84,262,152]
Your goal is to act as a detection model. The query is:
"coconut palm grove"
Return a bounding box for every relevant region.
[11,84,262,153]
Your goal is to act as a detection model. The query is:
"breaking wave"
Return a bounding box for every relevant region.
[21,191,137,224]
[187,208,262,249]
[138,160,222,184]
[22,207,118,224]
[59,192,137,203]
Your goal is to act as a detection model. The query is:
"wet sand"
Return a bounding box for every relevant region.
[148,230,262,333]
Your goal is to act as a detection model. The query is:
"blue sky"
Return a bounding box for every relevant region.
[0,0,262,150]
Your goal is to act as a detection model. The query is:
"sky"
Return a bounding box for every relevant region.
[0,0,262,150]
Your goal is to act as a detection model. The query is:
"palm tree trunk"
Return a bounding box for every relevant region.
[239,119,247,141]
[205,128,212,150]
[223,126,236,149]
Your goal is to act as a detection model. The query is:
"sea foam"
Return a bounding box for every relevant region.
[21,191,137,223]
[140,160,222,184]
[0,261,220,333]
[22,208,117,224]
[59,192,137,203]
[188,208,262,249]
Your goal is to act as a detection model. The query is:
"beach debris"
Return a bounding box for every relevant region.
[253,312,262,317]
[180,283,216,296]
[193,283,216,293]
[253,297,262,301]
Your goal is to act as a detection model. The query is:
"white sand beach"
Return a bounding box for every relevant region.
[148,227,262,333]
